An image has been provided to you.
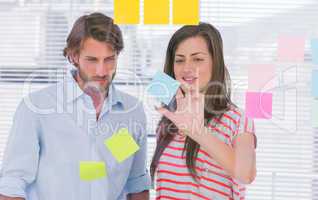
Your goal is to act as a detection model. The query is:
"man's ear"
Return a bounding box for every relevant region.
[71,53,80,67]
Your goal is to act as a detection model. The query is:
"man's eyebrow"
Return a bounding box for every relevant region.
[85,56,97,59]
[84,55,116,59]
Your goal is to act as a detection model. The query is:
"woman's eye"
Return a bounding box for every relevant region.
[87,59,97,62]
[194,58,204,62]
[106,58,115,62]
[175,60,184,63]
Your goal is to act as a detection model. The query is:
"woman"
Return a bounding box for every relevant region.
[150,23,257,200]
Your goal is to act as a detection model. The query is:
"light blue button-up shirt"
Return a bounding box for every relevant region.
[0,70,151,200]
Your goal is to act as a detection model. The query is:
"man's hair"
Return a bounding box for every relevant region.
[63,12,124,65]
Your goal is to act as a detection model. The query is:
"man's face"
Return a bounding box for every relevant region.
[74,37,118,94]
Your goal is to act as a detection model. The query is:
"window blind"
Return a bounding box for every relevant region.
[0,0,317,199]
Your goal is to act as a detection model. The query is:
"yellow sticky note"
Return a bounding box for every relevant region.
[114,0,140,24]
[144,0,169,24]
[79,161,107,181]
[173,0,199,25]
[105,128,140,163]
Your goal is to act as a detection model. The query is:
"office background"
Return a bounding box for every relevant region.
[0,0,317,199]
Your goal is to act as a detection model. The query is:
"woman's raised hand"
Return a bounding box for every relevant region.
[156,80,206,137]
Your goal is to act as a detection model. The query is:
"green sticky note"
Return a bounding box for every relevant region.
[79,161,107,181]
[105,128,140,163]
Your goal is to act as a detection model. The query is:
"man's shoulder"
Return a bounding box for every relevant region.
[22,82,61,109]
[116,89,138,102]
[115,89,145,113]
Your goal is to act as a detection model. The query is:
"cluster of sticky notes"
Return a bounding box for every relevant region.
[147,71,181,105]
[246,65,274,119]
[114,0,199,25]
[79,128,139,181]
[80,161,107,181]
[277,36,318,64]
[277,36,318,126]
[246,35,309,119]
[276,36,318,63]
[105,128,140,163]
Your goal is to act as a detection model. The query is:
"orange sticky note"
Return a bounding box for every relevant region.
[173,0,199,25]
[114,0,140,24]
[144,0,169,24]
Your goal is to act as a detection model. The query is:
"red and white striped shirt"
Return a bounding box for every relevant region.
[155,107,255,200]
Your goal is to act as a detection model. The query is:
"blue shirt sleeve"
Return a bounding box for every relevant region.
[0,99,40,198]
[124,106,151,194]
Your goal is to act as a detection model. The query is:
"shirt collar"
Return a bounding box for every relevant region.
[65,69,125,108]
[108,82,125,108]
[65,69,84,103]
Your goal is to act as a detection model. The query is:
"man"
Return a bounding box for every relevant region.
[0,12,150,200]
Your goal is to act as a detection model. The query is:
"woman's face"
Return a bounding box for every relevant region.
[173,36,213,92]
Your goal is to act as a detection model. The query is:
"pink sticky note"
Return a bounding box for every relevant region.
[277,36,305,62]
[248,64,275,91]
[246,92,272,119]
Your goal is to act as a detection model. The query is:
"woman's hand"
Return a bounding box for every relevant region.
[156,82,256,184]
[0,195,24,200]
[156,82,205,138]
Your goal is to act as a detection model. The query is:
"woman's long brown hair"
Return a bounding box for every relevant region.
[150,22,233,182]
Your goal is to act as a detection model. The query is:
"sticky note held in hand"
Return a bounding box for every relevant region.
[79,161,107,181]
[105,128,140,163]
[147,71,181,105]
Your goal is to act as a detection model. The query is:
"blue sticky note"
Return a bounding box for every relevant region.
[147,71,180,105]
[313,70,318,97]
[311,39,318,65]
